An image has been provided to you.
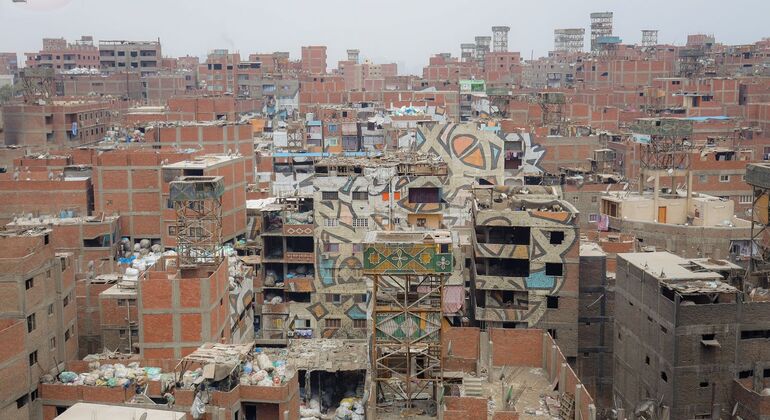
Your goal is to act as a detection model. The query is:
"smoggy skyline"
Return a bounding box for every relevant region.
[1,0,769,74]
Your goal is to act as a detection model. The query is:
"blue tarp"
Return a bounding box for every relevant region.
[683,116,731,122]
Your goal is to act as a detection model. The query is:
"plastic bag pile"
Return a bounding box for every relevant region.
[44,362,172,389]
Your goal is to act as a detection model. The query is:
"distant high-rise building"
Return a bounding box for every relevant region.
[460,43,476,63]
[492,26,510,53]
[642,29,659,47]
[346,49,360,64]
[554,28,585,53]
[475,36,492,70]
[590,11,614,51]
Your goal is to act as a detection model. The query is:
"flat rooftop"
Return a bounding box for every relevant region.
[580,241,607,257]
[163,154,241,169]
[100,282,137,298]
[55,403,184,420]
[619,252,727,282]
[262,339,368,372]
[8,214,118,227]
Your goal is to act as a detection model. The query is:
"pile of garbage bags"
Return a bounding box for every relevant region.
[238,352,290,387]
[300,397,364,420]
[42,362,172,389]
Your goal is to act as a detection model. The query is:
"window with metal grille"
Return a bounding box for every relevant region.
[352,191,368,201]
[353,319,367,329]
[325,318,341,329]
[323,218,339,227]
[353,218,369,228]
[322,191,339,200]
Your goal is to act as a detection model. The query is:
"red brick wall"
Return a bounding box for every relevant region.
[491,328,543,368]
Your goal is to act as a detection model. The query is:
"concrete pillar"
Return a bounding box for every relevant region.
[559,363,567,393]
[550,345,558,382]
[488,339,494,383]
[542,333,549,370]
[588,403,597,420]
[574,384,583,420]
[616,408,625,420]
[653,172,660,220]
[660,405,670,420]
[685,170,693,216]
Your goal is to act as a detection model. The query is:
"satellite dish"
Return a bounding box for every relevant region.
[646,176,655,183]
[139,414,148,420]
[667,168,674,175]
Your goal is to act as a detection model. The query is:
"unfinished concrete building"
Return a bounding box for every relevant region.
[590,12,614,52]
[555,29,586,53]
[577,242,614,408]
[470,185,580,359]
[98,39,161,76]
[613,251,770,419]
[254,196,316,344]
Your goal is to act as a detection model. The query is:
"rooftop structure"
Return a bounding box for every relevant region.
[169,176,225,268]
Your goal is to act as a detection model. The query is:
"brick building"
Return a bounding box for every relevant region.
[613,252,770,419]
[301,46,327,75]
[0,228,77,419]
[0,172,93,224]
[25,36,99,71]
[2,99,117,147]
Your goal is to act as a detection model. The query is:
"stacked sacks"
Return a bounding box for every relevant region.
[237,352,292,387]
[53,362,163,388]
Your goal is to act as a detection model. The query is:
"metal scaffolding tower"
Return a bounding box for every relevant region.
[745,164,770,287]
[629,118,696,205]
[365,231,452,416]
[590,12,614,52]
[492,26,510,53]
[554,28,585,53]
[170,176,225,268]
[641,30,659,47]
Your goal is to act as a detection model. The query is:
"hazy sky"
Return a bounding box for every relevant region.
[1,0,769,74]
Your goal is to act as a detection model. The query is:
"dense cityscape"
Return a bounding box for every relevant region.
[1,4,770,420]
